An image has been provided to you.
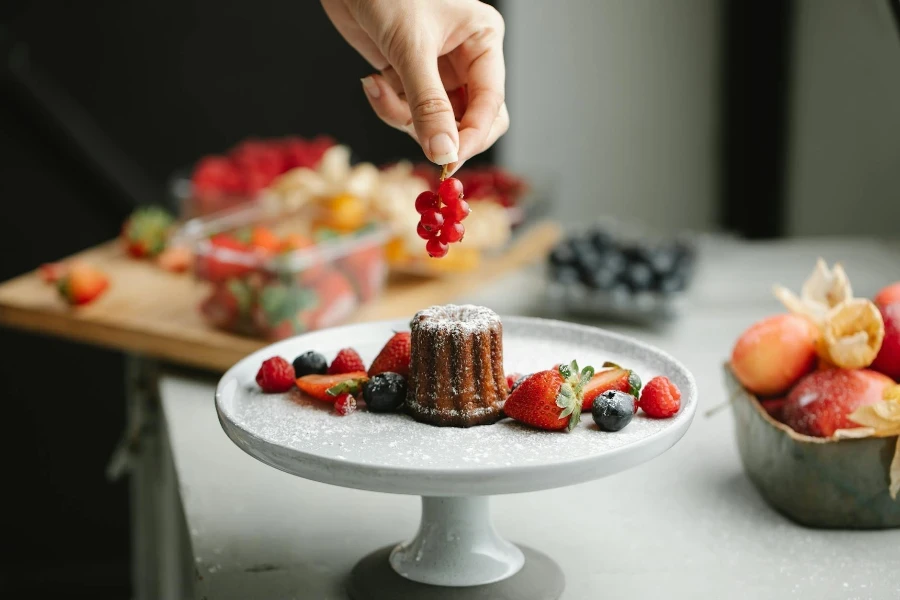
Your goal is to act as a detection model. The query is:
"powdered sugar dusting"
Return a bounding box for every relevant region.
[217,316,697,478]
[411,304,501,334]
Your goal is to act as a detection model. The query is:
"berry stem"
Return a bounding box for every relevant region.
[440,164,449,182]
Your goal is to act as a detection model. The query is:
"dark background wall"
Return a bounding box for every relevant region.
[0,1,492,596]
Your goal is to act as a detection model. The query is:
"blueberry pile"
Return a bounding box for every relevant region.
[548,227,695,296]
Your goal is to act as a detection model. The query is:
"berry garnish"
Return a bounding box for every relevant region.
[328,347,366,375]
[293,351,328,377]
[416,222,433,240]
[296,372,368,402]
[362,372,408,412]
[415,191,440,214]
[639,376,682,418]
[368,332,411,377]
[591,390,636,431]
[255,356,296,393]
[581,364,642,411]
[334,393,357,416]
[504,361,595,431]
[437,177,464,205]
[420,209,444,232]
[441,222,465,243]
[425,237,449,258]
[442,199,470,223]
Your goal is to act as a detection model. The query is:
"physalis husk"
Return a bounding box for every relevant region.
[843,385,900,500]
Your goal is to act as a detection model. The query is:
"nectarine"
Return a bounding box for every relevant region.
[874,282,900,308]
[871,302,900,380]
[782,368,894,437]
[731,314,818,397]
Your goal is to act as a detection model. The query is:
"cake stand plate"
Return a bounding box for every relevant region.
[216,316,697,599]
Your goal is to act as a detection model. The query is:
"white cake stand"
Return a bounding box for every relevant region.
[216,316,697,599]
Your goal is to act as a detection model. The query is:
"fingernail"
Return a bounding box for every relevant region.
[361,77,381,99]
[429,133,458,165]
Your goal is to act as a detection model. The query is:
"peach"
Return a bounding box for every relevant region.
[871,302,900,380]
[731,314,818,397]
[874,282,900,308]
[782,368,895,437]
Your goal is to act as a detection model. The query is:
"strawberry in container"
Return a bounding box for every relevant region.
[175,201,390,340]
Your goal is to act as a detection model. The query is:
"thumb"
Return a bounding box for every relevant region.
[394,54,459,165]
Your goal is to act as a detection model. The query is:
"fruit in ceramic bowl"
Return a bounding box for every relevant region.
[871,302,900,380]
[730,314,818,397]
[781,368,895,437]
[874,282,900,308]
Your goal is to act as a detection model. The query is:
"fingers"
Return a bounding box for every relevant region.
[320,0,388,70]
[361,74,417,140]
[392,51,460,165]
[455,41,506,164]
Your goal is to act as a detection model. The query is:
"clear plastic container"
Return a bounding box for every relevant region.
[171,200,391,340]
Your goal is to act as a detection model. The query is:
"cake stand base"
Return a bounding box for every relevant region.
[347,545,564,600]
[346,496,564,599]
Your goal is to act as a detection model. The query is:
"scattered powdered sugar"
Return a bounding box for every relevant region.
[410,304,502,334]
[219,316,696,474]
[406,398,500,418]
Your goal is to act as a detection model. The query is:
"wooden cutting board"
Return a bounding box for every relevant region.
[0,220,561,372]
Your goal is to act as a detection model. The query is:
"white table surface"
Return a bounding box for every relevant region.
[161,235,900,600]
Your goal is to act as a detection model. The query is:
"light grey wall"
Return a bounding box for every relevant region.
[498,0,722,232]
[785,0,900,237]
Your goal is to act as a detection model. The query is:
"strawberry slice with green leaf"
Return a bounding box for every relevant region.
[295,372,368,402]
[581,361,642,411]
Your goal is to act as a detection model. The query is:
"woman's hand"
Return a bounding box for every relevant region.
[321,0,508,174]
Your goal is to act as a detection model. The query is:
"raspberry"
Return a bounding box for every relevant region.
[426,237,449,258]
[639,376,681,418]
[334,393,357,416]
[328,347,366,375]
[415,191,440,214]
[256,356,296,393]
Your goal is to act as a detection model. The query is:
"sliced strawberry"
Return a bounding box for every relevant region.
[581,364,642,411]
[504,361,594,432]
[328,348,366,375]
[368,332,411,377]
[295,371,368,402]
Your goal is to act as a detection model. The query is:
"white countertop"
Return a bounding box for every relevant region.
[161,235,900,599]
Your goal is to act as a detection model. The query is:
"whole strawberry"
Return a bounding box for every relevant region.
[121,205,175,258]
[369,331,411,377]
[328,347,366,375]
[504,361,594,432]
[57,262,109,305]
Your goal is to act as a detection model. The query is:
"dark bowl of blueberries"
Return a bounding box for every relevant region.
[545,223,698,323]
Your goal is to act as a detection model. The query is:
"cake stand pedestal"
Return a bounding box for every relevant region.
[215,316,697,600]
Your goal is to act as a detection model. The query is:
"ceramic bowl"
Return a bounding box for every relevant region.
[724,364,900,529]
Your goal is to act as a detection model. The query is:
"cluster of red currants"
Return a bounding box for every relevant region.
[414,177,471,258]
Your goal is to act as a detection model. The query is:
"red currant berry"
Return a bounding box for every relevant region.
[425,237,449,258]
[437,177,464,206]
[441,199,470,223]
[414,191,440,214]
[441,222,465,243]
[416,221,432,240]
[420,209,445,232]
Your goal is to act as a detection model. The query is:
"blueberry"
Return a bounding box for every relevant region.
[658,273,686,294]
[570,238,596,261]
[596,250,626,276]
[591,390,636,431]
[621,244,654,266]
[583,267,618,291]
[292,351,327,377]
[623,262,654,292]
[552,265,579,285]
[363,372,408,413]
[549,243,576,267]
[588,229,614,252]
[647,248,677,276]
